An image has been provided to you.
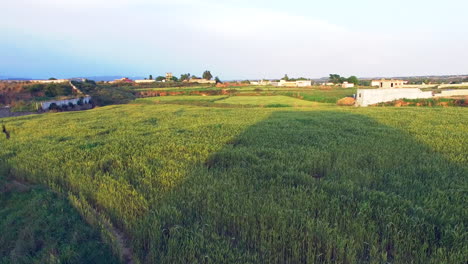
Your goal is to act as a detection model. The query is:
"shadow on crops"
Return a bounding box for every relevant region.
[137,111,467,263]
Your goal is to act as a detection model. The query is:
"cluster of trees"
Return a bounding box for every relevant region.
[72,80,135,106]
[281,74,310,82]
[146,70,217,83]
[27,83,73,97]
[329,74,359,85]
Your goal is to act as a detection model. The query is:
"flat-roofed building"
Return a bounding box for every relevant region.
[371,79,407,88]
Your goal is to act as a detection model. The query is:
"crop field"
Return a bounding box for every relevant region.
[1,96,467,263]
[137,95,323,107]
[134,85,359,104]
[219,96,321,107]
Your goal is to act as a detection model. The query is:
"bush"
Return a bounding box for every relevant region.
[49,103,59,111]
[10,101,36,112]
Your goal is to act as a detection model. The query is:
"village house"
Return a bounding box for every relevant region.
[371,79,407,88]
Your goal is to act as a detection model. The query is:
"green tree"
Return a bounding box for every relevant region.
[347,76,359,85]
[155,76,165,81]
[202,70,213,80]
[282,74,289,81]
[170,76,179,82]
[49,77,57,80]
[215,76,222,84]
[358,80,371,86]
[149,75,153,80]
[180,73,191,82]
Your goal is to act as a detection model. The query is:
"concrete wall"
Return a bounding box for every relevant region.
[30,79,68,84]
[135,80,156,83]
[438,83,468,89]
[356,88,433,106]
[296,80,312,87]
[278,80,312,87]
[402,84,437,89]
[341,82,354,88]
[40,96,91,110]
[188,79,216,84]
[434,89,468,97]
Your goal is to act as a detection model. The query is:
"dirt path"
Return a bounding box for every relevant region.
[0,108,37,119]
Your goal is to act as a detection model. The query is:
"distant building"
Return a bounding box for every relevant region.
[341,82,355,88]
[371,79,407,88]
[110,77,134,84]
[166,73,173,82]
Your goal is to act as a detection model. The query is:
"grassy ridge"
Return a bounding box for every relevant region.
[0,102,467,263]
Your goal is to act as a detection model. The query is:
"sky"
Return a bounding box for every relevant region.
[1,0,467,80]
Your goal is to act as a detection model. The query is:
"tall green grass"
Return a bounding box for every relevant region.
[0,166,117,263]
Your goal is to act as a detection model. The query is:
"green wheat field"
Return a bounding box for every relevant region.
[1,95,467,263]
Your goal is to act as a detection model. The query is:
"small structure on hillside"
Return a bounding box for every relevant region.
[371,79,407,88]
[110,77,133,84]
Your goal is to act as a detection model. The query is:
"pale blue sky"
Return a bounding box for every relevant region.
[1,0,467,79]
